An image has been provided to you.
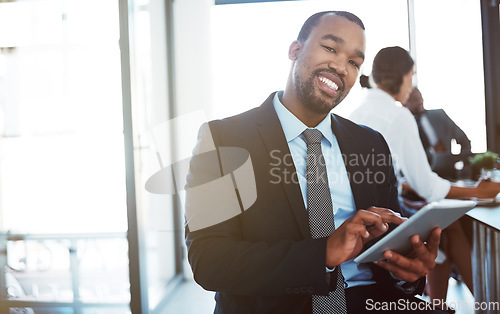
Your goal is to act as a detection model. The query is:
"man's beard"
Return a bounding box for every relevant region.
[294,68,345,115]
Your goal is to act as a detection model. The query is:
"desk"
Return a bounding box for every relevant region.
[466,205,500,313]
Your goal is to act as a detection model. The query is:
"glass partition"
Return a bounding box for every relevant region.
[0,0,129,312]
[122,0,182,311]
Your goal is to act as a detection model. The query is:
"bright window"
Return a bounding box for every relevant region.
[413,0,486,153]
[211,0,410,119]
[0,0,129,309]
[0,0,126,233]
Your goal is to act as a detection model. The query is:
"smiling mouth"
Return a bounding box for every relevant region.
[319,76,339,91]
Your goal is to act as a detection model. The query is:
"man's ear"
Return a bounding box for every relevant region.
[288,40,301,60]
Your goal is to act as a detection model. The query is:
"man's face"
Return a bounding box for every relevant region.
[291,14,366,114]
[404,87,425,115]
[396,69,415,104]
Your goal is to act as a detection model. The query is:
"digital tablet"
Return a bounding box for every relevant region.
[354,199,476,264]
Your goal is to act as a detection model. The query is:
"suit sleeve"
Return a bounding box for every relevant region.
[184,122,332,297]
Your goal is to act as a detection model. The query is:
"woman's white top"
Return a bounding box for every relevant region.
[349,88,450,202]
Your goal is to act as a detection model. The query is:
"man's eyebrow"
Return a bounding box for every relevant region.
[356,50,365,61]
[321,34,365,60]
[321,34,344,44]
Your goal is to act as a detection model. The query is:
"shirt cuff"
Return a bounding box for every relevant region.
[426,177,451,202]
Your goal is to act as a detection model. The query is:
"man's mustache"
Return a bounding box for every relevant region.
[313,68,346,92]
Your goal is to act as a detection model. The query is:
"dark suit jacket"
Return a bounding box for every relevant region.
[418,109,471,160]
[185,93,424,314]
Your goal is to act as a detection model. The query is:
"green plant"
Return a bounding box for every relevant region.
[469,151,499,170]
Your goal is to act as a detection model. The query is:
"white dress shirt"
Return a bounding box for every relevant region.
[419,114,439,148]
[273,92,375,288]
[349,88,450,202]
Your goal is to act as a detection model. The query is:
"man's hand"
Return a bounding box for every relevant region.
[373,227,441,283]
[325,207,407,268]
[474,178,500,199]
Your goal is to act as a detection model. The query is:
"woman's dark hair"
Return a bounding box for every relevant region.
[297,11,365,43]
[372,46,414,95]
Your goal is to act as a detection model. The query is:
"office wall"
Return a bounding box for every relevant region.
[172,0,213,119]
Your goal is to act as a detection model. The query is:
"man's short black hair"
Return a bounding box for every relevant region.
[372,46,414,95]
[359,74,372,89]
[297,11,365,42]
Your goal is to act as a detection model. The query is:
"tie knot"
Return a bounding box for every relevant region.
[303,128,322,145]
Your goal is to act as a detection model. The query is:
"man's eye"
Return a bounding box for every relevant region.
[323,46,336,53]
[349,60,360,69]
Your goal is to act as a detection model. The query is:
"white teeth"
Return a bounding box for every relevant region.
[319,77,339,91]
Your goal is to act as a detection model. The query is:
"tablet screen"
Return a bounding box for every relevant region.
[354,199,476,263]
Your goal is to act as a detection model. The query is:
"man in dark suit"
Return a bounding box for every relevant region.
[404,87,472,164]
[185,11,442,313]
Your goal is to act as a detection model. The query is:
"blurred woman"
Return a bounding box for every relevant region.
[349,46,499,309]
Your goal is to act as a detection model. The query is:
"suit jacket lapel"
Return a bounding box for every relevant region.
[256,93,310,239]
[331,114,372,211]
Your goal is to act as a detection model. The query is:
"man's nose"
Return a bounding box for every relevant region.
[328,59,347,77]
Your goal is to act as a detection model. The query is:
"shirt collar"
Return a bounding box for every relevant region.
[273,91,334,147]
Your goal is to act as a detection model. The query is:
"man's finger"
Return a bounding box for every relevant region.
[366,207,408,225]
[409,235,427,258]
[382,250,417,271]
[344,223,371,239]
[425,227,442,254]
[351,210,386,231]
[373,260,421,283]
[365,223,389,240]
